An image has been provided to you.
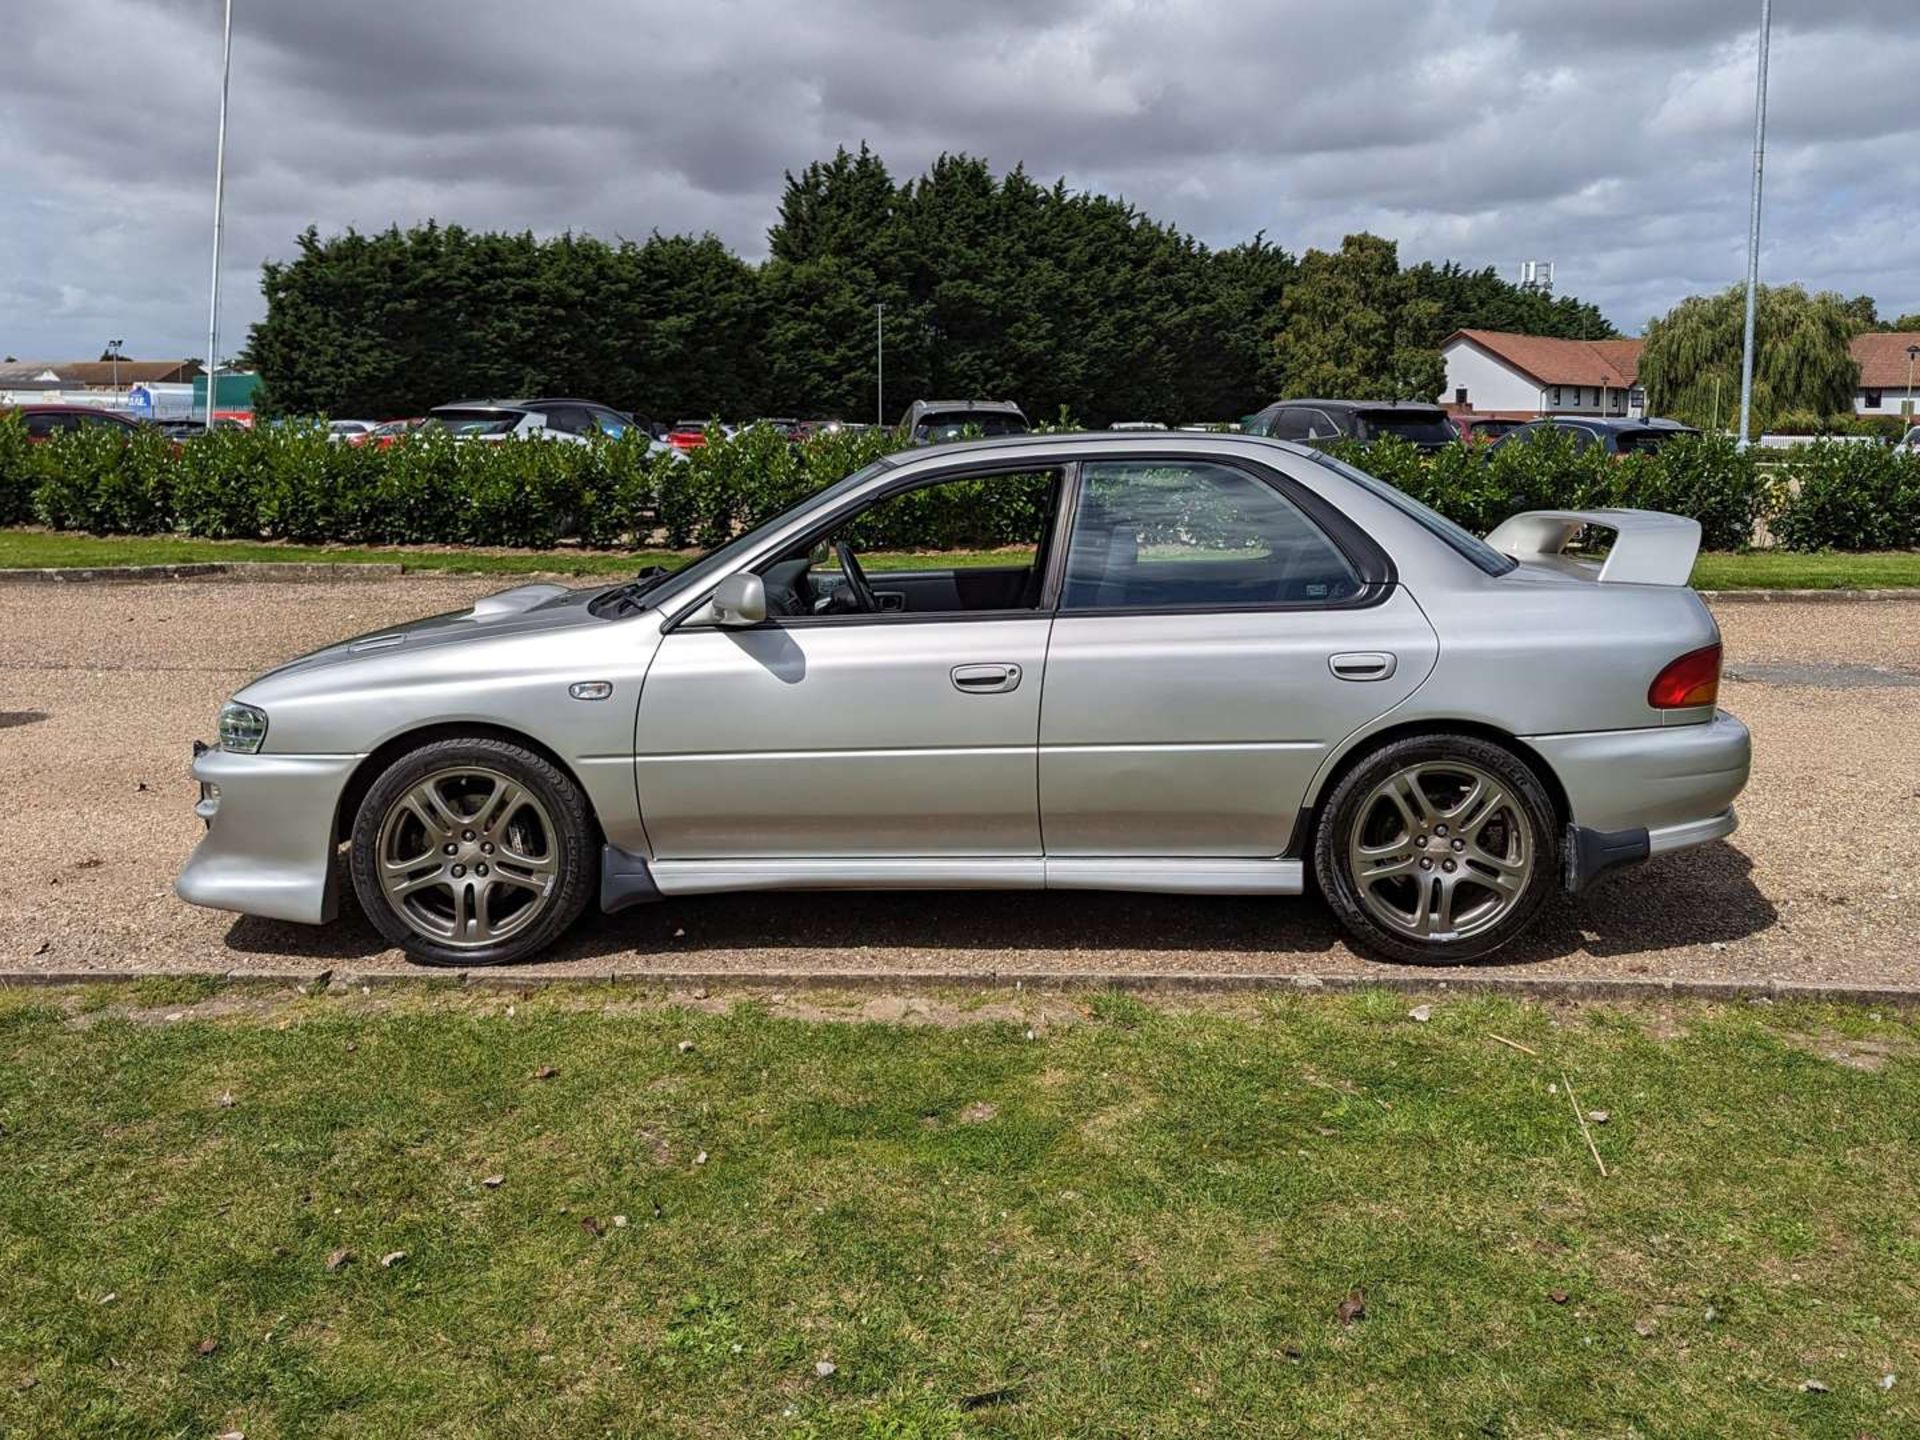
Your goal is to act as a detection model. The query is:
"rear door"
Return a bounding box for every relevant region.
[1038,456,1438,856]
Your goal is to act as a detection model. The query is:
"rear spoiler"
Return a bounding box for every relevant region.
[1484,508,1702,586]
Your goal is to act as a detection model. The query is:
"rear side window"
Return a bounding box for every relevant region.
[23,412,74,437]
[1062,460,1361,610]
[1305,451,1516,576]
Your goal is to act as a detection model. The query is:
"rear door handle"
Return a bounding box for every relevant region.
[1329,651,1397,682]
[951,663,1022,694]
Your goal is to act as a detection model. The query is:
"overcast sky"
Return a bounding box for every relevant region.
[3,0,1916,364]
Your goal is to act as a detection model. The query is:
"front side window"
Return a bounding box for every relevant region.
[755,468,1061,620]
[1061,461,1360,611]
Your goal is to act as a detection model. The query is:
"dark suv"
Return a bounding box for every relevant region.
[2,404,146,441]
[1488,416,1699,457]
[1242,400,1458,451]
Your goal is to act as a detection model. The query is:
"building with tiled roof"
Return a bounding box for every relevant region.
[1437,330,1646,419]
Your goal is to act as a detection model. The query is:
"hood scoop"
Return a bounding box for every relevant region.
[469,583,570,620]
[349,633,406,653]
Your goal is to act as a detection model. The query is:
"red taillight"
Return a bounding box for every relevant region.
[1648,643,1722,709]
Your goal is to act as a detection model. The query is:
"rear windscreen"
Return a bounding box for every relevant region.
[919,412,1029,441]
[1357,410,1457,445]
[1614,429,1688,454]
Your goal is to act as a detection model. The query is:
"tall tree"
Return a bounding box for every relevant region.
[1271,234,1444,401]
[1639,283,1860,430]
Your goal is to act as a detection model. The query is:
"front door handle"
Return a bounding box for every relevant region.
[951,663,1022,694]
[1329,651,1397,682]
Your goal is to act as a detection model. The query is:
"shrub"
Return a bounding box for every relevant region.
[1773,441,1920,552]
[30,427,177,534]
[0,414,32,526]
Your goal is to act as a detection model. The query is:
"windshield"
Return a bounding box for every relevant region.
[590,458,898,616]
[1304,450,1517,576]
[426,409,520,437]
[918,412,1028,442]
[1356,410,1457,445]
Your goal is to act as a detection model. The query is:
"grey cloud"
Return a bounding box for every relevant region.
[2,0,1917,367]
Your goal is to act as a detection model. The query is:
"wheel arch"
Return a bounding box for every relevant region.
[1290,718,1571,858]
[332,722,604,845]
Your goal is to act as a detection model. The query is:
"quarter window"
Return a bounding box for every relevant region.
[1061,461,1361,611]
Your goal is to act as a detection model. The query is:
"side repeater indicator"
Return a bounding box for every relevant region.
[569,681,614,702]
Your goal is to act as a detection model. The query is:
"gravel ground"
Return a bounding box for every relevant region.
[3,576,1917,986]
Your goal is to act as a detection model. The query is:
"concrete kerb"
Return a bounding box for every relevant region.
[2,967,1915,1008]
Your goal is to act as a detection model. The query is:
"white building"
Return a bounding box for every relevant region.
[1437,330,1645,419]
[1849,332,1920,418]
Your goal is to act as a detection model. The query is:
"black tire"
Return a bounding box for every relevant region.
[1313,733,1558,965]
[349,736,594,967]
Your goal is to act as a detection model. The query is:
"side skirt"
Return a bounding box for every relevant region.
[602,847,1304,905]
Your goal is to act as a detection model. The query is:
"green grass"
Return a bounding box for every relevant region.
[0,529,1021,579]
[1689,549,1920,589]
[1,985,1915,1437]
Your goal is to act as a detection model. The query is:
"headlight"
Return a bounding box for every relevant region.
[217,701,269,754]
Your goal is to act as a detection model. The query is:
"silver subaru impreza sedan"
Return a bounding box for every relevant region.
[178,433,1750,967]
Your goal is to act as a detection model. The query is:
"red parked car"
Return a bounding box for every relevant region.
[1452,415,1528,445]
[2,404,147,441]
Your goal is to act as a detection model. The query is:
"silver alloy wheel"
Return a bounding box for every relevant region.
[1346,760,1534,941]
[375,766,560,949]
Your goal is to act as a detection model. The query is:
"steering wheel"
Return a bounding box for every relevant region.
[834,540,879,613]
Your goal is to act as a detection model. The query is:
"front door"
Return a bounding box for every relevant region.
[633,467,1063,860]
[1038,457,1438,856]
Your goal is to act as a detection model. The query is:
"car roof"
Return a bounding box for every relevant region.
[2,402,137,416]
[1533,416,1693,432]
[908,399,1026,415]
[436,401,533,413]
[1266,399,1448,414]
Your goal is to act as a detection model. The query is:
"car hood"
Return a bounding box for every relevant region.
[249,582,613,684]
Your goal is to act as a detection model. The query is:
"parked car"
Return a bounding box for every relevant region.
[425,399,659,447]
[1452,415,1528,445]
[2,403,146,441]
[1489,417,1699,457]
[178,431,1749,971]
[1243,400,1459,451]
[665,419,728,452]
[900,399,1029,444]
[1898,425,1920,454]
[327,419,379,444]
[367,417,427,450]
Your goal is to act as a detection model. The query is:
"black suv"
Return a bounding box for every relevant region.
[1488,416,1699,457]
[1242,400,1458,451]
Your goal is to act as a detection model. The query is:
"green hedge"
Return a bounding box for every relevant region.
[1,415,1912,556]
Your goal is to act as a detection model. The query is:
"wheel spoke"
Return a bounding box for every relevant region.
[478,779,528,834]
[386,866,447,899]
[1432,876,1461,933]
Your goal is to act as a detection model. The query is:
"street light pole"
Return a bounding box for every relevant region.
[108,339,122,398]
[875,303,885,428]
[204,0,235,424]
[1736,0,1772,448]
[1906,344,1919,423]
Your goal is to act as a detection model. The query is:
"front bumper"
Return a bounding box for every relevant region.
[175,746,361,925]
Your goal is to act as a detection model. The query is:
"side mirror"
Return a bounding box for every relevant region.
[710,572,767,627]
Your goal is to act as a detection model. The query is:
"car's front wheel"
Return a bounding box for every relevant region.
[1314,734,1558,965]
[349,737,593,966]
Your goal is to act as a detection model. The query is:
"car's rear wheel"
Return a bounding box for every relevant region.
[349,737,593,966]
[1314,734,1557,965]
